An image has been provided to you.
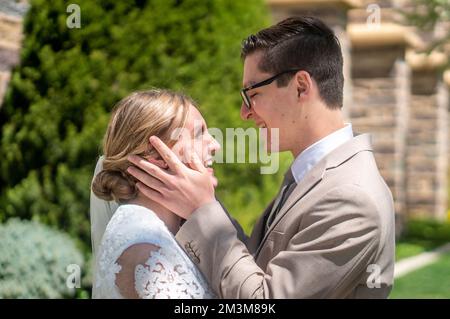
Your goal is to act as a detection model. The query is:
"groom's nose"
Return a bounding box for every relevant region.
[240,103,252,121]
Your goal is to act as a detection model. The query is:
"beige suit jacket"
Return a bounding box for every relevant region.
[176,134,396,298]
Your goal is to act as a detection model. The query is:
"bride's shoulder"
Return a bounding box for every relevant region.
[101,204,170,250]
[109,204,163,229]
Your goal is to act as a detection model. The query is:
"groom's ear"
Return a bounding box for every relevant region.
[295,71,312,98]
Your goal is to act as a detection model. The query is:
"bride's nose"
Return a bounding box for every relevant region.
[208,136,221,155]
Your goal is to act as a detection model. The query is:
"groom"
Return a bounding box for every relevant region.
[127,16,395,298]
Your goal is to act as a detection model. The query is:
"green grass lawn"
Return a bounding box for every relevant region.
[390,252,450,299]
[395,241,443,261]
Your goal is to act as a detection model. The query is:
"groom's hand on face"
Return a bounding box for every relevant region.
[127,136,216,219]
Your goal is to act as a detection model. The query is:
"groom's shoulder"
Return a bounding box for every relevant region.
[320,148,394,212]
[328,146,388,189]
[318,134,374,180]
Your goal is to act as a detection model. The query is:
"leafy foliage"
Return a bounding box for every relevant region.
[0,218,84,298]
[0,0,281,253]
[402,0,450,58]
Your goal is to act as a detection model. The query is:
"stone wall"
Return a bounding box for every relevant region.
[351,58,410,232]
[406,71,449,219]
[0,0,28,107]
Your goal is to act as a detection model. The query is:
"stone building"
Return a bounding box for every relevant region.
[0,0,449,231]
[0,0,27,104]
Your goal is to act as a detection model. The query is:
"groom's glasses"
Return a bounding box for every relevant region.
[240,69,301,110]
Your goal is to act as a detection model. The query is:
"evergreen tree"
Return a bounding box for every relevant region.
[0,0,290,251]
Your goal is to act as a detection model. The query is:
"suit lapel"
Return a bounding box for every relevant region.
[248,199,276,254]
[254,133,374,259]
[255,159,327,257]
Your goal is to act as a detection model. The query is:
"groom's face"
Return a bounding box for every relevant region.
[241,52,298,153]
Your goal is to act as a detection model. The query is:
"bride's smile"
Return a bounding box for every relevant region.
[170,104,221,188]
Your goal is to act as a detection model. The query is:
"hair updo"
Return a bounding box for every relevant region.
[91,89,193,203]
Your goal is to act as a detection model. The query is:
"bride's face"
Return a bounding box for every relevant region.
[172,105,221,187]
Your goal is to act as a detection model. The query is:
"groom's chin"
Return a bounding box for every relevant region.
[264,140,279,153]
[260,129,279,153]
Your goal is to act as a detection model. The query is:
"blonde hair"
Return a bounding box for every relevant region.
[92,89,192,202]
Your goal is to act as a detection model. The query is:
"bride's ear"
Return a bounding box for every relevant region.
[144,155,168,169]
[145,140,168,169]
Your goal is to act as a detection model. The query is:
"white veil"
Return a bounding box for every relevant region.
[90,156,118,297]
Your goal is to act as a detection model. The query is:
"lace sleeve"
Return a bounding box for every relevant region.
[95,205,215,299]
[116,242,214,299]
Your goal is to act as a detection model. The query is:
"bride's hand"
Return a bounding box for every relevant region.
[127,136,216,220]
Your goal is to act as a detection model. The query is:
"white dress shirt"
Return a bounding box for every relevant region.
[291,123,354,184]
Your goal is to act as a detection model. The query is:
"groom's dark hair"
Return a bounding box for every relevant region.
[241,16,344,109]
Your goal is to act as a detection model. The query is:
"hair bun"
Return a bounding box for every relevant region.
[91,169,138,203]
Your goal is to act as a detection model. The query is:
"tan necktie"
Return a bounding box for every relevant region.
[265,169,297,231]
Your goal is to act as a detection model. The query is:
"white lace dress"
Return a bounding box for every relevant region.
[93,204,215,299]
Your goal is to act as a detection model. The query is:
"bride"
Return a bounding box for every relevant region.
[90,89,219,299]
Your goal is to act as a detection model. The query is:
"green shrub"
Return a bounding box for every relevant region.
[0,219,84,298]
[400,218,450,246]
[0,0,273,251]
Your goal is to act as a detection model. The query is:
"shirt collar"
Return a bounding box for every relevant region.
[291,123,354,184]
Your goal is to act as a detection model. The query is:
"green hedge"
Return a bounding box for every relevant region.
[396,218,450,261]
[0,219,85,298]
[0,0,279,252]
[401,218,450,244]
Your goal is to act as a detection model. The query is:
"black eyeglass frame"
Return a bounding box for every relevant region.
[240,68,301,109]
